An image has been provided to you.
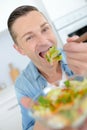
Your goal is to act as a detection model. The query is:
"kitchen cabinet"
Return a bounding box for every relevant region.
[0,105,22,130]
[42,0,87,21]
[0,86,22,130]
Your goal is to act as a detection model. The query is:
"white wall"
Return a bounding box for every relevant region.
[0,30,30,86]
[0,0,48,32]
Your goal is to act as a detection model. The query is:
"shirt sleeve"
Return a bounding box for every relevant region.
[20,104,35,130]
[27,126,34,130]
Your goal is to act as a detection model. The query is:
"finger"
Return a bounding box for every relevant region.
[68,65,84,76]
[67,64,81,75]
[67,58,87,75]
[67,57,87,69]
[67,35,79,42]
[63,42,87,52]
[65,52,87,62]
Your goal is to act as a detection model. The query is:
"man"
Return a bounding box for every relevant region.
[7,5,87,130]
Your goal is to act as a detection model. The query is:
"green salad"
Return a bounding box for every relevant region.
[45,46,62,64]
[32,78,87,129]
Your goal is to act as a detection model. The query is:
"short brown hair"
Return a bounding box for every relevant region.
[7,5,39,43]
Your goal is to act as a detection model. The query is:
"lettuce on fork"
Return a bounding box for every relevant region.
[45,46,62,64]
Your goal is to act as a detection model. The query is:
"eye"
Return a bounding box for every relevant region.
[26,35,34,41]
[42,26,50,33]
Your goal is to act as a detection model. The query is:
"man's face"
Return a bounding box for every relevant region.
[12,11,58,67]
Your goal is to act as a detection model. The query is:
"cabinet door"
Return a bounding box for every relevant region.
[0,98,22,130]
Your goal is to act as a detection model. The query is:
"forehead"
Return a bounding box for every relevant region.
[12,11,48,36]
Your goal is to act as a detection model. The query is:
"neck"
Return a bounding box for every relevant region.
[39,62,62,83]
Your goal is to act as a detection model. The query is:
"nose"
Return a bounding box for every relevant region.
[36,33,49,45]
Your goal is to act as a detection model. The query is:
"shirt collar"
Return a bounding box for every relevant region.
[59,48,67,64]
[29,62,41,80]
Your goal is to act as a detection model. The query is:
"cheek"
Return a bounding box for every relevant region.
[49,33,57,42]
[51,36,57,45]
[24,43,34,52]
[26,46,36,57]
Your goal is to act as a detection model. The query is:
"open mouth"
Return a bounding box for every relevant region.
[39,52,46,58]
[39,47,51,58]
[39,46,62,64]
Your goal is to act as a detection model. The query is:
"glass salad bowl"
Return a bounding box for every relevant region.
[28,75,87,129]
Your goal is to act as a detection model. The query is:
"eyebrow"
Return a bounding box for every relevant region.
[41,22,49,27]
[21,22,49,39]
[21,31,33,39]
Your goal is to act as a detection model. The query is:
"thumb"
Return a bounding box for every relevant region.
[21,97,32,108]
[67,35,79,42]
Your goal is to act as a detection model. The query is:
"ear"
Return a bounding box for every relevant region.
[13,44,25,55]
